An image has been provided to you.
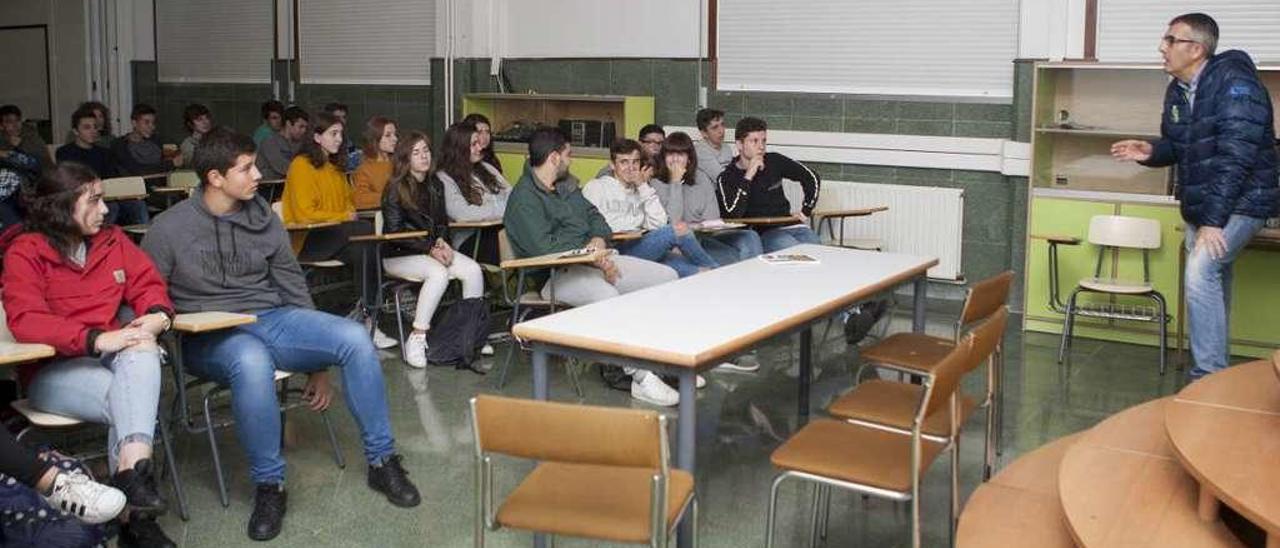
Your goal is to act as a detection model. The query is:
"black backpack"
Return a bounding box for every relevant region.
[426,297,490,373]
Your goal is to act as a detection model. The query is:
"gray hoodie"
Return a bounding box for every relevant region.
[141,187,313,314]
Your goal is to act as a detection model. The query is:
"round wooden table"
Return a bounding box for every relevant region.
[956,433,1079,548]
[1166,359,1280,548]
[1058,398,1241,547]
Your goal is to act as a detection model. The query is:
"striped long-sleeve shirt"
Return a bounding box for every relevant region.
[716,152,820,218]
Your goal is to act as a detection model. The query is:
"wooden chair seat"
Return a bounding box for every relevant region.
[11,400,83,427]
[827,380,978,438]
[386,271,423,283]
[770,418,945,493]
[1078,277,1154,295]
[860,332,957,373]
[496,462,694,544]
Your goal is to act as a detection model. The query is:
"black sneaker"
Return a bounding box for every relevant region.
[248,483,287,541]
[111,459,166,514]
[367,455,421,508]
[118,511,176,548]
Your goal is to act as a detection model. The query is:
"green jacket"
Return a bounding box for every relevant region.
[503,168,612,258]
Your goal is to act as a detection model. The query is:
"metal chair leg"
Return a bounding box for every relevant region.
[394,286,408,351]
[818,485,832,541]
[808,483,822,548]
[1057,289,1081,364]
[765,474,788,548]
[203,392,230,508]
[950,435,960,545]
[156,417,189,521]
[320,409,345,469]
[1153,292,1168,375]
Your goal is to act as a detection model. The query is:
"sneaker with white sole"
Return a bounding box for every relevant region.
[403,332,427,368]
[372,328,398,350]
[630,372,679,407]
[716,358,760,373]
[44,469,127,525]
[479,344,494,356]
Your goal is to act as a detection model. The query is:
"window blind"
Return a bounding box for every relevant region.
[299,0,436,85]
[155,0,273,83]
[1097,1,1280,63]
[716,0,1018,98]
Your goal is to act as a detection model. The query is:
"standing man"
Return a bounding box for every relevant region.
[1112,12,1278,379]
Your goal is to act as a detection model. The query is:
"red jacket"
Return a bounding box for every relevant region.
[2,226,173,376]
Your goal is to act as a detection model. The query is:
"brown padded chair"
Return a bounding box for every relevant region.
[853,270,1013,479]
[766,330,983,548]
[470,395,697,547]
[826,309,1008,544]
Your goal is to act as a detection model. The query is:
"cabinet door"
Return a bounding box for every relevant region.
[1225,244,1280,357]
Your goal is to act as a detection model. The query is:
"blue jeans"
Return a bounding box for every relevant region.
[28,348,162,473]
[760,225,822,253]
[182,306,396,483]
[1184,214,1264,380]
[618,225,719,277]
[699,229,763,265]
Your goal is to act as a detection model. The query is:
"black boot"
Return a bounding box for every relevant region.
[118,510,176,548]
[367,455,421,508]
[112,459,166,514]
[248,483,287,541]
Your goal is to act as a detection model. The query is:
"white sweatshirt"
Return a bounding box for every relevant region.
[581,174,668,232]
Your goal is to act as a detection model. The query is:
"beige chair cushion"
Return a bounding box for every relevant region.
[860,332,956,373]
[1078,277,1153,294]
[496,462,694,543]
[11,400,83,427]
[771,419,945,493]
[827,379,977,438]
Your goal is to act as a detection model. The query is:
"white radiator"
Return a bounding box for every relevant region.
[788,180,965,280]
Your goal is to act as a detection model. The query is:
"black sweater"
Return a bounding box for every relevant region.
[716,152,820,219]
[380,175,451,257]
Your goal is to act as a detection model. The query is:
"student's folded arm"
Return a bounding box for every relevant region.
[716,171,750,218]
[776,153,821,216]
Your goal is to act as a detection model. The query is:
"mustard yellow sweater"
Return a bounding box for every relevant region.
[282,156,354,224]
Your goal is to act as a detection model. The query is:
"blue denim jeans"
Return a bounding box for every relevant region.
[28,348,162,473]
[618,225,719,277]
[1184,214,1265,380]
[182,306,396,484]
[760,224,822,253]
[699,228,764,265]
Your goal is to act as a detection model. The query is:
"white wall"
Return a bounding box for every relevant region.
[133,0,154,61]
[0,0,89,137]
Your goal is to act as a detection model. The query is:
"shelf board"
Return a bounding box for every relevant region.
[465,93,628,103]
[1036,127,1160,139]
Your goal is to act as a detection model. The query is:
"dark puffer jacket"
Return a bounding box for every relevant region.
[1141,50,1279,227]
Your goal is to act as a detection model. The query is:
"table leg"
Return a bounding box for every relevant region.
[912,275,928,333]
[532,348,548,400]
[798,328,812,424]
[676,368,697,548]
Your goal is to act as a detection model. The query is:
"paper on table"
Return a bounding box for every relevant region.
[758,253,820,265]
[697,219,746,230]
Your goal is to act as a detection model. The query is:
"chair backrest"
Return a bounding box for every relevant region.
[497,229,515,263]
[167,170,200,189]
[471,394,664,470]
[271,201,284,221]
[964,307,1008,375]
[100,176,147,199]
[922,333,976,418]
[958,270,1014,327]
[1087,215,1161,250]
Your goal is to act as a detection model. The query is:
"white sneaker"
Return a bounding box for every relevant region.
[630,372,679,407]
[403,332,427,368]
[43,469,127,525]
[479,344,495,356]
[716,357,760,373]
[696,374,707,389]
[372,328,398,350]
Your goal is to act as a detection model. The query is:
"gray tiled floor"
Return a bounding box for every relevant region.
[150,303,1192,547]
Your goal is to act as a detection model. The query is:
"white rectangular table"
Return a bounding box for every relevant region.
[512,244,937,547]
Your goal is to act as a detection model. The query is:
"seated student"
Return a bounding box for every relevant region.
[0,427,127,524]
[3,162,177,547]
[140,128,420,541]
[693,108,733,189]
[252,100,284,146]
[438,121,510,261]
[57,107,149,226]
[65,101,113,149]
[178,103,212,166]
[596,123,665,179]
[380,131,486,367]
[0,104,54,170]
[461,113,502,173]
[322,102,360,171]
[281,112,395,349]
[504,128,683,406]
[351,116,397,210]
[716,116,822,252]
[255,106,309,181]
[583,138,718,277]
[112,103,181,178]
[652,131,763,266]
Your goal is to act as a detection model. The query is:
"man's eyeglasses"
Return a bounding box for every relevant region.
[1162,35,1199,46]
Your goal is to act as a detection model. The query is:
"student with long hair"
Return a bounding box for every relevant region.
[380,131,487,367]
[653,131,763,265]
[438,121,510,261]
[281,112,395,349]
[2,162,176,546]
[460,113,501,172]
[351,116,398,210]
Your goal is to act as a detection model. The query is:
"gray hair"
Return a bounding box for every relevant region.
[1170,13,1219,57]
